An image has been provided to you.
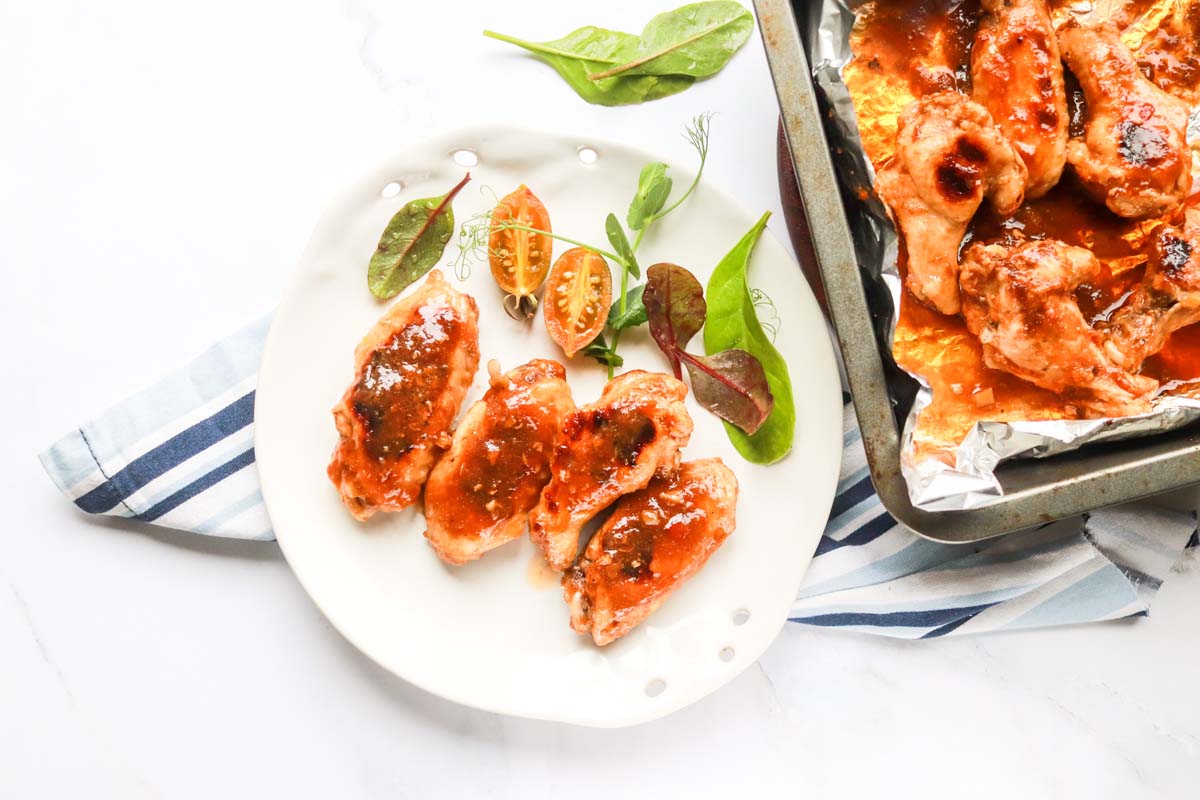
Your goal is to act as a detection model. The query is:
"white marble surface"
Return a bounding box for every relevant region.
[2,1,1198,796]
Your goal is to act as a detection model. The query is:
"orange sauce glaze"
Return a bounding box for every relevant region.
[351,306,465,460]
[429,361,567,544]
[567,464,732,628]
[846,0,1200,462]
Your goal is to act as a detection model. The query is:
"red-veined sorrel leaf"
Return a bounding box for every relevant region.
[642,262,705,379]
[681,349,774,434]
[368,173,470,300]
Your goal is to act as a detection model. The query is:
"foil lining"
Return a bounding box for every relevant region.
[801,0,1200,511]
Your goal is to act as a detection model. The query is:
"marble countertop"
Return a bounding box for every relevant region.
[2,1,1197,796]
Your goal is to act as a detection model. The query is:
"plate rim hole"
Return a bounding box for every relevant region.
[452,148,478,167]
[719,646,735,662]
[732,608,750,626]
[644,678,667,698]
[577,145,598,165]
[380,181,403,198]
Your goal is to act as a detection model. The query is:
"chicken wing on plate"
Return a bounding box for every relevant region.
[1059,20,1191,219]
[529,371,693,571]
[563,459,737,646]
[971,0,1067,199]
[959,240,1157,416]
[423,359,574,565]
[327,270,480,520]
[875,92,1028,315]
[1104,211,1200,371]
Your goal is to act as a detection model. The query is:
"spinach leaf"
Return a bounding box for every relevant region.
[482,27,693,106]
[703,212,795,463]
[586,2,754,81]
[607,284,647,330]
[627,162,673,230]
[604,213,640,278]
[368,173,470,300]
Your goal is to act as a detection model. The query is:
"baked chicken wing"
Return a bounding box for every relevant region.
[529,371,693,571]
[971,0,1067,199]
[960,240,1157,416]
[875,92,1028,315]
[1104,211,1200,371]
[1059,20,1191,219]
[563,459,737,646]
[327,270,480,520]
[423,359,574,564]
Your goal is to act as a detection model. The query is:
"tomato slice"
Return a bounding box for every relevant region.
[544,247,613,358]
[489,185,552,319]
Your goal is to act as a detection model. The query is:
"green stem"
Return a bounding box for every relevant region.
[654,160,705,221]
[495,221,627,268]
[483,30,621,63]
[631,225,648,253]
[606,225,649,379]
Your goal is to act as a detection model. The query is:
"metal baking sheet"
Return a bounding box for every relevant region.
[755,0,1200,542]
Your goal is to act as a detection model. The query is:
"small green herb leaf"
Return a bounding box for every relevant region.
[627,162,673,230]
[605,213,640,278]
[704,211,795,463]
[586,2,754,81]
[482,27,694,107]
[682,349,774,434]
[582,332,625,368]
[608,284,647,330]
[368,173,470,300]
[643,262,707,379]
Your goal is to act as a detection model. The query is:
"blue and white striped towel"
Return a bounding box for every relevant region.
[39,317,1198,638]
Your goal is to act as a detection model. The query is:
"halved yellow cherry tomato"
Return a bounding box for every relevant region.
[544,247,613,358]
[489,185,552,319]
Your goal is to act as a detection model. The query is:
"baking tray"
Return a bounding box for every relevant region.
[754,0,1200,543]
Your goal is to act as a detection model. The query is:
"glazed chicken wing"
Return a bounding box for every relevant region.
[529,371,693,571]
[563,459,737,646]
[327,270,480,520]
[1059,20,1191,219]
[1104,211,1200,371]
[960,240,1157,416]
[875,168,971,317]
[875,92,1028,315]
[423,359,574,565]
[971,0,1067,199]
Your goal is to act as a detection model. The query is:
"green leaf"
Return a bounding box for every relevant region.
[627,162,673,230]
[608,284,647,330]
[586,2,754,81]
[368,173,470,300]
[482,27,694,107]
[605,213,640,278]
[703,211,795,463]
[582,332,624,368]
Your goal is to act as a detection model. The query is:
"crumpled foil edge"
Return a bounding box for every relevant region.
[805,0,1200,512]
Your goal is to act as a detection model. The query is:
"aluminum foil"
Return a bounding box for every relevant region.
[801,0,1200,511]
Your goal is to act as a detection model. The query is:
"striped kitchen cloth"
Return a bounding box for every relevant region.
[39,316,1198,638]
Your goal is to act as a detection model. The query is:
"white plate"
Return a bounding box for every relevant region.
[256,126,841,727]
